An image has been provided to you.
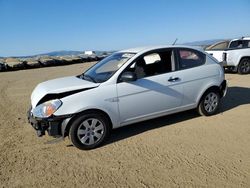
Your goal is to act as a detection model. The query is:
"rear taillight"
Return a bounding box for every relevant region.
[222,52,227,61]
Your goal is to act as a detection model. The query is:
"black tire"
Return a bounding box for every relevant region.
[69,112,111,150]
[197,90,220,116]
[238,58,250,74]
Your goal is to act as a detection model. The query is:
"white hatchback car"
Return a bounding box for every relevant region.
[28,46,227,150]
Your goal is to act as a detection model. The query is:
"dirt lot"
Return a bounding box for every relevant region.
[0,63,249,187]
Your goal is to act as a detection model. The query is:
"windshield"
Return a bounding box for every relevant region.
[81,52,135,83]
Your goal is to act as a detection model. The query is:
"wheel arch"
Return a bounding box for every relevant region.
[62,108,113,138]
[239,56,250,62]
[197,85,222,107]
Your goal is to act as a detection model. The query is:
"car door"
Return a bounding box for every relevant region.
[175,48,212,106]
[116,49,184,125]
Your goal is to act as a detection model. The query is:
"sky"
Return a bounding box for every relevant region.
[0,0,250,57]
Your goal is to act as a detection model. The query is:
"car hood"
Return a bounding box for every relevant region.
[31,76,100,107]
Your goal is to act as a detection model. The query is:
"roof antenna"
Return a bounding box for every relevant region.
[172,38,178,45]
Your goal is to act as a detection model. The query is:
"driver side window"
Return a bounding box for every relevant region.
[126,49,174,79]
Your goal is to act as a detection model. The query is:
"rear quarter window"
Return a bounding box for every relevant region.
[178,49,205,69]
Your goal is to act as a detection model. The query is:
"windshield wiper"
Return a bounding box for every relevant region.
[82,74,96,83]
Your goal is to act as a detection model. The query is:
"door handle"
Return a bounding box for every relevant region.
[168,77,180,82]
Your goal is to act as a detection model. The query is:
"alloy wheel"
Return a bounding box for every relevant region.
[240,61,250,74]
[204,92,219,113]
[77,118,104,145]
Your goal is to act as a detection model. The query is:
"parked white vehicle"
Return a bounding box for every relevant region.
[206,37,250,74]
[28,45,227,150]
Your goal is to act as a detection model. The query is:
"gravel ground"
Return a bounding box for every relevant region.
[0,63,249,187]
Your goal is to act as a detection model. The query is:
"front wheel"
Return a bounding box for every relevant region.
[238,58,250,74]
[69,112,111,150]
[198,91,220,116]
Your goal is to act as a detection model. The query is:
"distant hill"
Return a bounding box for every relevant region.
[12,50,83,58]
[1,39,231,58]
[2,50,110,58]
[37,50,83,57]
[36,50,111,57]
[183,39,226,47]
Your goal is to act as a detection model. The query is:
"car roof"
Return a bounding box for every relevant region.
[119,45,204,54]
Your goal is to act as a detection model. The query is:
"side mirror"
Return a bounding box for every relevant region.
[120,71,137,82]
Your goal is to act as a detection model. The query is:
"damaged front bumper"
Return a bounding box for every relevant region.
[27,107,71,137]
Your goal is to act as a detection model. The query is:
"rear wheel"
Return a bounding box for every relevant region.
[198,90,220,116]
[238,58,250,74]
[69,112,111,150]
